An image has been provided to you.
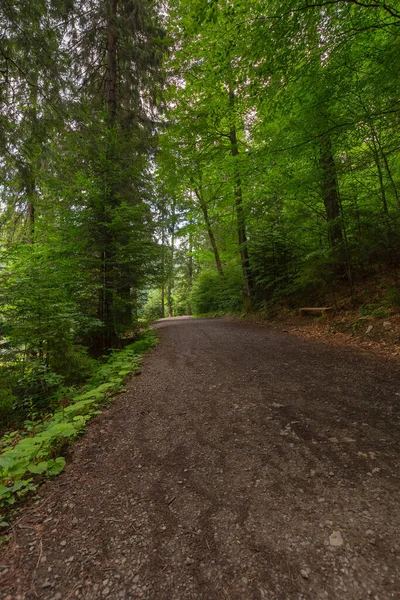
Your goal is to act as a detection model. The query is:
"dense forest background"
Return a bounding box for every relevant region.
[154,0,400,321]
[1,0,400,425]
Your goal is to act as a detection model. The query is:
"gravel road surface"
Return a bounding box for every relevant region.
[1,317,400,599]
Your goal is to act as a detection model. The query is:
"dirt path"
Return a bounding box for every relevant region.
[1,318,400,599]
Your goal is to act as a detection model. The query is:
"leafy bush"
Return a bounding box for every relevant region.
[142,289,164,322]
[12,363,64,418]
[0,330,157,522]
[50,344,96,384]
[0,346,98,427]
[190,265,244,315]
[0,242,101,398]
[0,395,14,430]
[384,286,400,308]
[359,303,388,318]
[0,369,15,429]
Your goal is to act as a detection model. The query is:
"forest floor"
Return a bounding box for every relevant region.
[246,309,400,361]
[1,317,400,599]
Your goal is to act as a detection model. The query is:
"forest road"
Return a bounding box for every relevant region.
[1,317,400,600]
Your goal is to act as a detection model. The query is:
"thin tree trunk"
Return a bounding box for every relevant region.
[167,245,174,318]
[187,227,193,316]
[374,135,400,210]
[229,88,253,299]
[161,286,165,318]
[381,152,400,210]
[161,209,166,318]
[194,188,224,277]
[106,0,118,119]
[167,202,175,318]
[365,120,400,211]
[368,128,397,268]
[26,180,35,244]
[319,134,343,248]
[371,134,389,218]
[26,79,38,244]
[167,281,173,317]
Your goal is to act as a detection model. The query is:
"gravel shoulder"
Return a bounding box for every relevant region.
[1,317,400,599]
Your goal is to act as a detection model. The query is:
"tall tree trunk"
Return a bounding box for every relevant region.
[161,285,165,318]
[98,0,119,350]
[167,244,174,317]
[167,202,175,318]
[25,80,38,244]
[229,89,253,299]
[187,227,193,316]
[319,134,343,249]
[167,280,173,317]
[370,133,389,218]
[194,188,224,277]
[320,133,355,289]
[106,0,118,120]
[381,151,400,210]
[368,127,396,267]
[371,127,400,210]
[161,208,166,318]
[26,177,35,244]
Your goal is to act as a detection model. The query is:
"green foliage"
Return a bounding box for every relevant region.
[0,0,165,422]
[0,240,101,424]
[154,0,400,315]
[384,287,400,308]
[0,369,15,429]
[0,0,163,522]
[0,330,157,521]
[12,364,64,416]
[190,266,244,316]
[143,289,165,322]
[359,304,388,319]
[0,243,100,362]
[0,395,14,430]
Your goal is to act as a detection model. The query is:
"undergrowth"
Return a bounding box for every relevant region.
[0,331,157,532]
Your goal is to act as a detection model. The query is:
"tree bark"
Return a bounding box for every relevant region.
[161,285,165,318]
[167,202,175,318]
[319,134,343,248]
[26,177,35,244]
[97,0,119,350]
[167,280,173,317]
[194,188,224,277]
[25,79,38,244]
[187,227,193,316]
[106,0,118,120]
[161,208,166,318]
[371,126,400,211]
[229,88,253,299]
[370,130,389,218]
